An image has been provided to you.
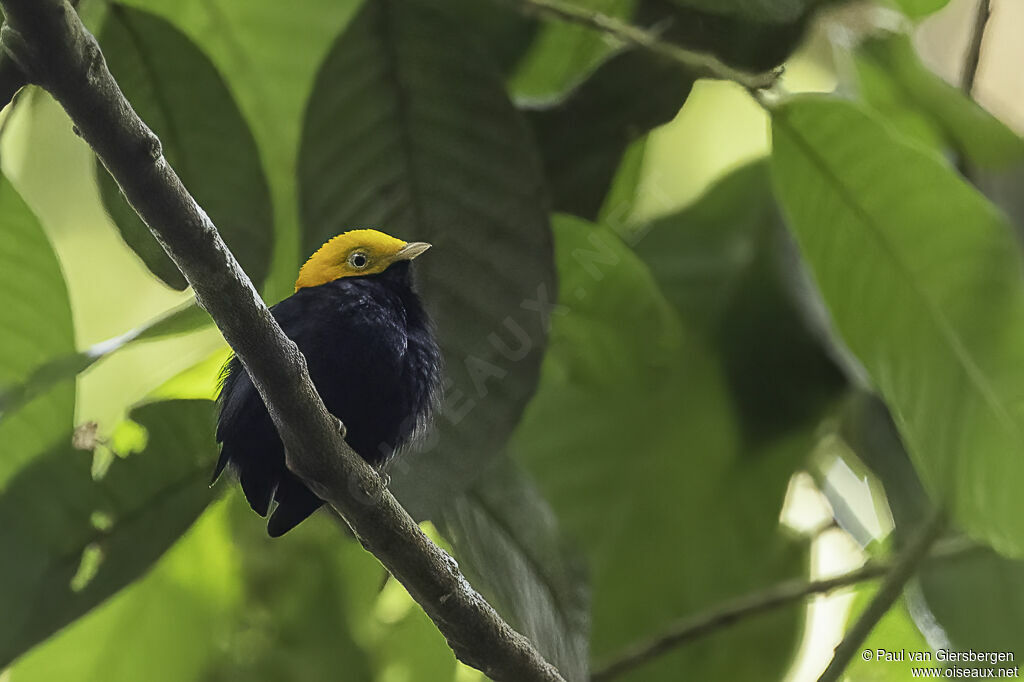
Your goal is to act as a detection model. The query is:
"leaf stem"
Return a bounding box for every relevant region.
[501,0,782,91]
[592,531,974,682]
[816,508,947,682]
[956,0,992,180]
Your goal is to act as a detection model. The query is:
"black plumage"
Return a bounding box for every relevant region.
[213,259,441,536]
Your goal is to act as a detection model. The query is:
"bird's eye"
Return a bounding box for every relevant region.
[349,252,368,268]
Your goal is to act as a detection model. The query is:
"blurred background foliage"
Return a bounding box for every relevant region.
[1,0,1023,680]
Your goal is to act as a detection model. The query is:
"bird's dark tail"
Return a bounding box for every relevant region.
[210,448,230,485]
[267,473,324,537]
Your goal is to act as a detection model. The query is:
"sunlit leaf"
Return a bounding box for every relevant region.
[438,458,590,681]
[97,5,274,290]
[854,33,1024,169]
[298,0,555,516]
[0,400,219,666]
[886,0,952,20]
[0,176,75,486]
[845,591,936,681]
[772,97,1024,554]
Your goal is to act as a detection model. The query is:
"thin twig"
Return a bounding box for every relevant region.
[502,0,782,91]
[591,534,976,682]
[960,0,992,97]
[817,508,947,682]
[955,0,993,180]
[0,2,564,680]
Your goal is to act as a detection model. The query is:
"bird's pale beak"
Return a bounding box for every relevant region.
[396,241,431,260]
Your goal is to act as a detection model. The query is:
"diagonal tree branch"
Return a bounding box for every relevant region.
[0,2,564,680]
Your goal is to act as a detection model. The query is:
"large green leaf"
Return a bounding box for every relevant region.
[513,216,805,681]
[438,458,589,681]
[853,32,1024,244]
[0,399,219,666]
[634,161,845,445]
[525,49,696,220]
[854,33,1024,170]
[97,5,274,290]
[298,0,555,516]
[0,177,75,485]
[437,0,538,75]
[117,0,361,301]
[772,96,1024,554]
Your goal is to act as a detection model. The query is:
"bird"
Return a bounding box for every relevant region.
[212,229,442,537]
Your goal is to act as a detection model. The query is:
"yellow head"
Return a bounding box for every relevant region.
[294,229,431,291]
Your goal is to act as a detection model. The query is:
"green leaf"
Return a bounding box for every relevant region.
[369,576,460,681]
[772,96,1024,554]
[0,399,219,666]
[0,301,210,422]
[437,459,589,681]
[204,497,376,682]
[598,138,647,224]
[525,48,696,220]
[437,0,538,75]
[510,0,635,100]
[0,176,75,485]
[298,0,555,516]
[631,162,777,330]
[9,500,242,682]
[886,0,951,20]
[854,33,1024,169]
[853,32,1024,244]
[97,4,274,290]
[918,548,1024,671]
[845,592,936,681]
[513,216,806,681]
[116,0,362,302]
[634,161,845,445]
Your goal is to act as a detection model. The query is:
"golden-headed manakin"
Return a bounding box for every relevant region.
[212,230,441,536]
